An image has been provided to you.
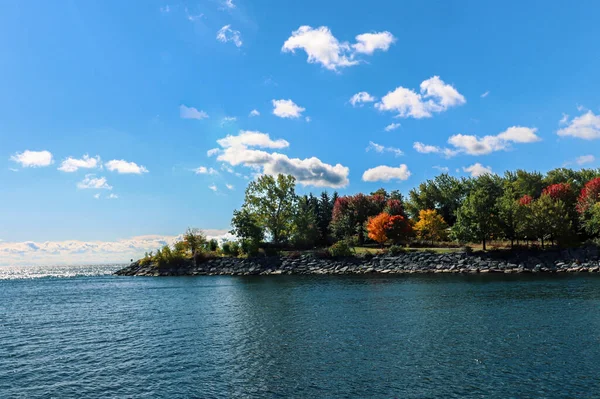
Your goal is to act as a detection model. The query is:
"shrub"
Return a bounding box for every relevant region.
[222,241,241,257]
[328,240,354,257]
[241,239,260,257]
[388,245,407,255]
[207,239,219,252]
[463,245,473,254]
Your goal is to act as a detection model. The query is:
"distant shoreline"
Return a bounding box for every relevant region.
[115,246,600,276]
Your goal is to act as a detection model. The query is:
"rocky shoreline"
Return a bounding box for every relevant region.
[115,246,600,276]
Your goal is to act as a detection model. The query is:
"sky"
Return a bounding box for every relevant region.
[1,0,600,265]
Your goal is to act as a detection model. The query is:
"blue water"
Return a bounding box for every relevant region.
[1,266,600,398]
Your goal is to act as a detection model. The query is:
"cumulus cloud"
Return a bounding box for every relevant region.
[222,0,235,9]
[249,109,260,117]
[415,126,540,157]
[217,25,242,47]
[58,154,101,172]
[350,91,376,107]
[352,31,395,54]
[77,174,112,190]
[207,148,220,156]
[214,130,349,187]
[384,123,401,132]
[0,231,233,266]
[108,193,119,199]
[362,164,411,182]
[105,160,149,174]
[576,155,595,165]
[557,111,600,140]
[282,26,394,71]
[272,99,305,118]
[194,166,218,175]
[217,130,289,149]
[94,193,100,199]
[463,163,492,177]
[226,184,234,190]
[375,76,465,119]
[180,105,208,120]
[366,141,403,156]
[10,150,53,168]
[209,184,218,192]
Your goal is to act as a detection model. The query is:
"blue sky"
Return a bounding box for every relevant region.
[2,0,600,264]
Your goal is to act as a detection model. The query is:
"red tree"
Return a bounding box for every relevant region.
[385,214,412,243]
[577,177,600,214]
[543,183,574,203]
[519,195,533,206]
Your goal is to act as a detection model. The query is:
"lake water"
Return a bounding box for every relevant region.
[1,265,600,398]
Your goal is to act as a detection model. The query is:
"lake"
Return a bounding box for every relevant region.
[1,265,599,398]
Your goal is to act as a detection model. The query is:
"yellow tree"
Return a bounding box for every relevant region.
[414,209,449,245]
[367,212,391,245]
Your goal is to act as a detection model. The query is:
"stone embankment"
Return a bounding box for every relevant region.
[115,246,600,276]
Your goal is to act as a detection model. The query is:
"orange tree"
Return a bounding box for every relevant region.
[367,212,391,245]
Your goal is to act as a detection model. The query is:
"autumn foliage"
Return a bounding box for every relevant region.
[414,209,449,244]
[367,212,412,245]
[577,177,600,214]
[519,195,533,206]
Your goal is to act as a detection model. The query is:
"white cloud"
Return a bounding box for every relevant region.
[58,154,101,172]
[463,163,492,177]
[226,184,234,190]
[350,91,376,107]
[207,148,220,156]
[362,164,411,182]
[433,166,450,172]
[577,104,586,112]
[108,193,119,199]
[221,116,237,125]
[557,111,600,140]
[94,193,100,199]
[209,184,218,192]
[272,99,305,118]
[194,166,218,175]
[559,113,569,125]
[105,160,149,174]
[366,141,403,157]
[217,130,289,149]
[282,26,394,71]
[222,0,235,9]
[480,91,489,98]
[352,31,395,54]
[249,109,260,117]
[180,105,208,120]
[0,231,233,266]
[305,116,311,122]
[413,142,457,157]
[217,25,242,47]
[215,131,349,188]
[77,174,112,190]
[375,76,466,119]
[10,150,53,168]
[384,122,401,132]
[415,126,540,157]
[448,126,540,155]
[576,155,595,165]
[185,8,203,21]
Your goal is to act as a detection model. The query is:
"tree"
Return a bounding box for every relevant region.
[316,191,335,245]
[453,186,500,250]
[242,174,297,244]
[330,194,384,244]
[528,194,572,248]
[183,227,206,263]
[577,177,600,238]
[230,208,264,245]
[506,169,544,198]
[291,195,319,248]
[414,209,449,245]
[581,203,600,237]
[496,187,520,247]
[406,174,466,225]
[367,212,391,245]
[385,214,413,244]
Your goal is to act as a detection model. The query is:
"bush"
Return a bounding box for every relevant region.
[463,245,473,254]
[328,241,354,257]
[207,239,219,252]
[222,241,241,257]
[388,245,407,255]
[241,240,260,257]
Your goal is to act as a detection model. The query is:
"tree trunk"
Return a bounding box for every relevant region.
[541,237,544,249]
[482,238,486,251]
[511,238,514,249]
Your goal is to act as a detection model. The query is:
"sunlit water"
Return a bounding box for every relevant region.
[1,265,600,398]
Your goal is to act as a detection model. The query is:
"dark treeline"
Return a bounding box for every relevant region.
[230,168,600,254]
[142,168,600,265]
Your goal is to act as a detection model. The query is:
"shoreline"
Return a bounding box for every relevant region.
[115,246,600,277]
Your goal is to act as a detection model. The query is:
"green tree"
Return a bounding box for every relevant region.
[581,202,600,237]
[291,195,319,248]
[183,227,206,263]
[241,174,297,244]
[406,174,466,225]
[453,185,500,251]
[528,195,572,248]
[230,208,264,245]
[316,191,335,245]
[496,186,520,247]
